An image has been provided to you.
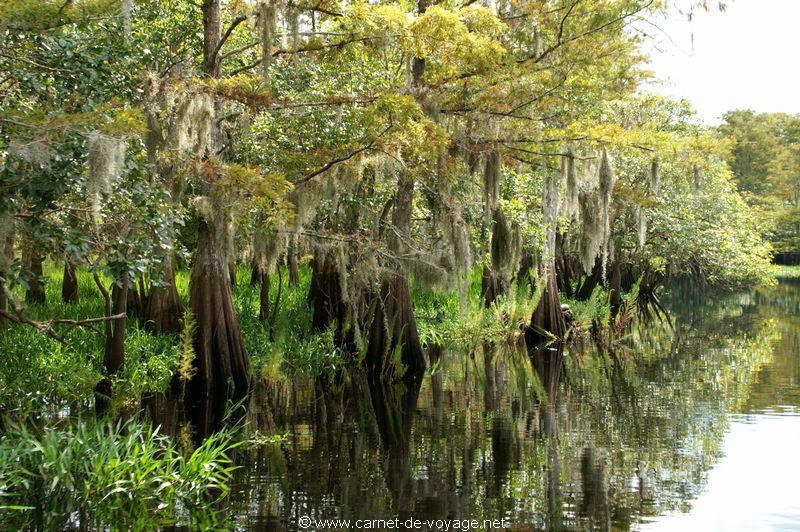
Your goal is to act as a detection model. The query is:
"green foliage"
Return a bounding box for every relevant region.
[0,417,238,530]
[233,264,349,379]
[0,0,119,31]
[719,110,800,254]
[568,285,612,332]
[0,265,178,415]
[773,265,800,280]
[414,269,545,351]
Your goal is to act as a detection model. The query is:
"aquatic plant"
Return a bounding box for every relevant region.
[0,417,239,530]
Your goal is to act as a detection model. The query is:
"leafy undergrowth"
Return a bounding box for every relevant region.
[0,267,179,417]
[0,261,656,417]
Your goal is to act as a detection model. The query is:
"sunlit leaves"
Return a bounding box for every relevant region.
[0,0,120,31]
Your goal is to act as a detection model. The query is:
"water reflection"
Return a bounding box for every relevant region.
[222,280,800,530]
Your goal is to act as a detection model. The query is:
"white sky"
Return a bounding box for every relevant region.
[642,0,800,124]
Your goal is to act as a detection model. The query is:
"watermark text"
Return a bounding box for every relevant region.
[298,516,510,530]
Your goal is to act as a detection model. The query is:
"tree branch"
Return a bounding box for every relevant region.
[292,123,393,185]
[0,281,124,342]
[213,12,249,69]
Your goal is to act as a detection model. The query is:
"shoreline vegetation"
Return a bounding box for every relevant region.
[773,265,800,279]
[0,260,791,529]
[1,0,797,529]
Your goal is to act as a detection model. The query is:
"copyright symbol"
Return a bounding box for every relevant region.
[299,516,312,529]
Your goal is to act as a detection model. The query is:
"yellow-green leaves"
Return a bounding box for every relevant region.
[335,2,507,80]
[0,0,120,30]
[409,5,507,80]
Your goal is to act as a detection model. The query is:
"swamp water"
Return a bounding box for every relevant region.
[221,280,800,531]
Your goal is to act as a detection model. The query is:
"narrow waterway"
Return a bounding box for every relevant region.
[227,279,800,531]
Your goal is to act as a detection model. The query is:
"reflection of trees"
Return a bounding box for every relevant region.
[220,282,793,530]
[581,447,610,532]
[369,376,423,518]
[560,283,783,527]
[747,281,800,411]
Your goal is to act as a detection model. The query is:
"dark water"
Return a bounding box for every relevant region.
[226,280,800,531]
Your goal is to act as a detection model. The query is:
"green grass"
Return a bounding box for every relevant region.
[0,416,238,530]
[0,260,359,414]
[772,264,800,279]
[0,266,179,416]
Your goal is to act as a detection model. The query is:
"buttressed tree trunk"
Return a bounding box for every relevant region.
[62,258,79,303]
[189,222,250,399]
[185,0,250,403]
[366,171,426,379]
[308,248,356,351]
[529,158,566,344]
[142,257,183,333]
[365,0,429,379]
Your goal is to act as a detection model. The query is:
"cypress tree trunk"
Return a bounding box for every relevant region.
[183,0,251,404]
[24,249,46,305]
[517,252,535,286]
[308,250,354,350]
[125,283,142,320]
[258,271,270,322]
[555,233,574,297]
[609,259,623,310]
[287,235,299,286]
[107,278,129,375]
[142,99,184,331]
[228,258,237,287]
[188,223,251,400]
[576,260,603,300]
[528,269,566,345]
[0,278,7,331]
[367,172,426,379]
[142,257,183,333]
[309,252,342,331]
[250,259,262,286]
[366,272,426,378]
[481,264,502,308]
[0,230,11,331]
[363,0,429,380]
[95,274,129,415]
[62,258,79,303]
[528,161,565,345]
